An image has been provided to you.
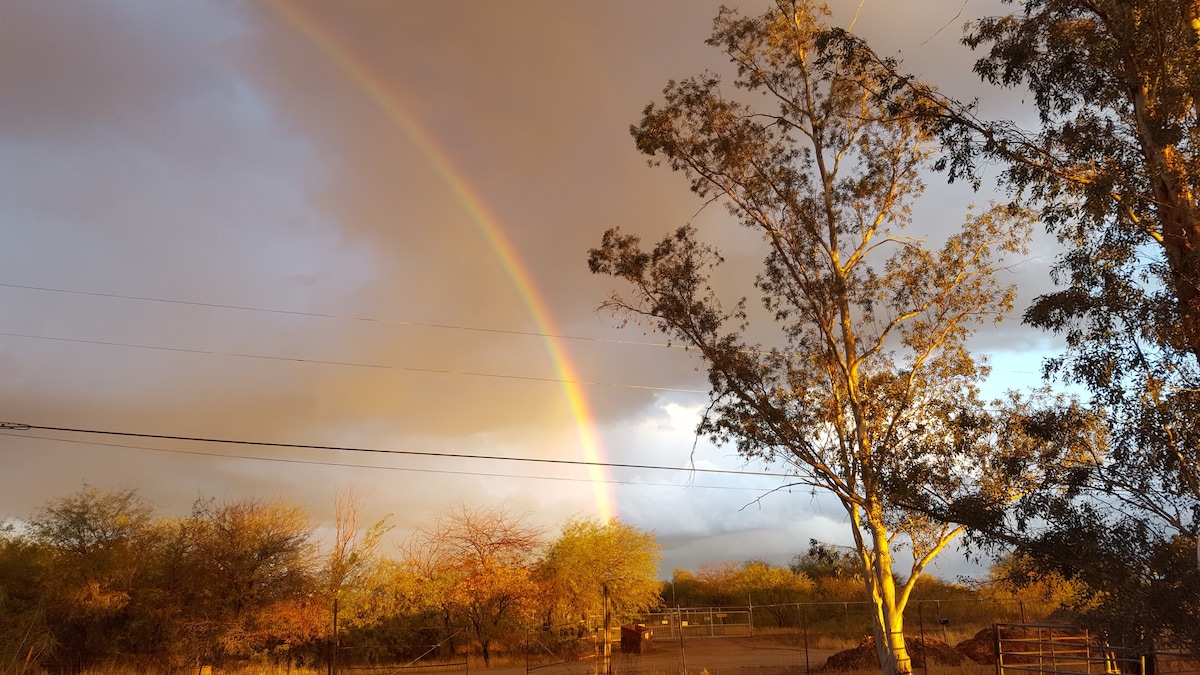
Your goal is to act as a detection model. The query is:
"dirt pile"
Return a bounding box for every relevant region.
[821,636,965,671]
[956,625,1090,665]
[956,628,999,664]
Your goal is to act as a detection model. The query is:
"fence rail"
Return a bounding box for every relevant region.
[995,623,1200,675]
[642,608,753,639]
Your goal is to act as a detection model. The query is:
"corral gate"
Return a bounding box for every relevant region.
[993,623,1200,675]
[641,607,753,639]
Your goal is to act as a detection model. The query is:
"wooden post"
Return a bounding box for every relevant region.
[919,602,928,675]
[678,606,686,675]
[748,594,754,637]
[798,604,810,674]
[603,583,611,675]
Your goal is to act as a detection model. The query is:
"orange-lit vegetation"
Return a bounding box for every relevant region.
[0,488,665,673]
[0,487,1079,674]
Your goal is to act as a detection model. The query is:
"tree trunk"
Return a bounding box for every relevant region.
[1131,82,1200,364]
[873,608,912,675]
[866,517,913,675]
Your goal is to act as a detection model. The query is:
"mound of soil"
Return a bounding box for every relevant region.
[956,628,999,664]
[957,625,1095,666]
[820,636,965,671]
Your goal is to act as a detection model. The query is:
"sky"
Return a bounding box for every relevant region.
[0,0,1062,580]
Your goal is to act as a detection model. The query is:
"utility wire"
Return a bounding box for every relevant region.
[0,327,1044,393]
[0,422,794,479]
[0,432,776,492]
[0,280,1049,387]
[0,281,682,350]
[921,0,967,46]
[0,331,707,394]
[14,426,1182,500]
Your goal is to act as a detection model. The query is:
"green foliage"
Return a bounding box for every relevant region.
[894,0,1200,651]
[964,0,1200,545]
[977,552,1085,620]
[4,486,1123,673]
[537,518,662,627]
[732,560,814,627]
[661,557,1036,640]
[977,0,1200,646]
[677,560,812,612]
[0,525,54,674]
[323,490,395,636]
[790,540,863,581]
[962,1,1200,368]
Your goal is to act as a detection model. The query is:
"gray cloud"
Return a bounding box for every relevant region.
[0,0,1044,579]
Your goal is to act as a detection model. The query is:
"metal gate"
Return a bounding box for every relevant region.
[993,623,1200,675]
[642,607,753,639]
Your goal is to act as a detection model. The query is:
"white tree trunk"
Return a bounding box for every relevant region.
[865,514,913,675]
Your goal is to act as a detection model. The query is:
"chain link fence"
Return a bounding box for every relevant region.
[333,601,1198,675]
[514,598,1064,675]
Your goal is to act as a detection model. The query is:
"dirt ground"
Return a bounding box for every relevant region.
[482,634,837,675]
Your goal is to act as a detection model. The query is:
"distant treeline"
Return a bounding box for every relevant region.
[0,487,1067,674]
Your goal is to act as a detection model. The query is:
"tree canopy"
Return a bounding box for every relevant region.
[822,0,1200,650]
[963,2,1200,650]
[537,518,662,629]
[400,503,544,666]
[588,2,1048,673]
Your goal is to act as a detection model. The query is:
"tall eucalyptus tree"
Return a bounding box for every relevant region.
[588,2,1052,672]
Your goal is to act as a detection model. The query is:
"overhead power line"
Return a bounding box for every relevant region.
[0,431,780,492]
[0,331,707,394]
[0,281,682,349]
[0,422,794,479]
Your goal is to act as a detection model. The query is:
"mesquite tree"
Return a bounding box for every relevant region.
[400,504,543,666]
[589,3,1042,673]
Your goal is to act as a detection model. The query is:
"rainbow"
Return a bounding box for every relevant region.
[264,1,616,522]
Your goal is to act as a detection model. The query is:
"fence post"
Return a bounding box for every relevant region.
[677,607,686,675]
[994,624,1003,675]
[919,602,928,675]
[798,604,810,675]
[934,601,943,645]
[602,584,611,675]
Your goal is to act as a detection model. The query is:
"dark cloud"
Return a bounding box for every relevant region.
[0,0,1038,578]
